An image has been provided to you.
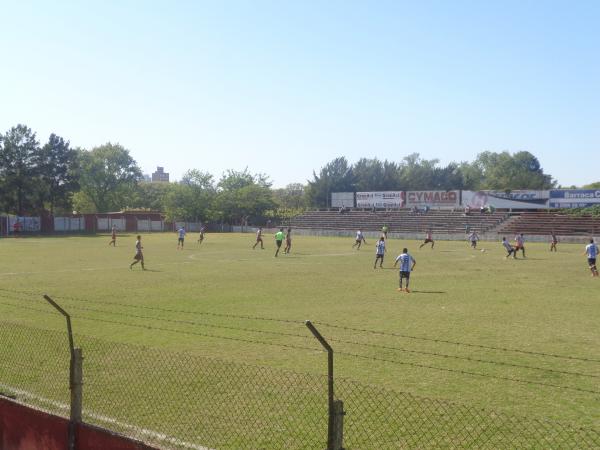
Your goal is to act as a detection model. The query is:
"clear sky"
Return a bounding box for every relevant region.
[1,0,598,187]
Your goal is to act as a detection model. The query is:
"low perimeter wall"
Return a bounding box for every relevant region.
[231,226,595,244]
[0,397,158,450]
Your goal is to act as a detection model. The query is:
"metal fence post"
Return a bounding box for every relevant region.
[43,295,81,450]
[305,320,345,450]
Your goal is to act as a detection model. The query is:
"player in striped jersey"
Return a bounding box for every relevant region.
[374,237,386,269]
[584,239,599,277]
[393,248,416,292]
[502,237,516,259]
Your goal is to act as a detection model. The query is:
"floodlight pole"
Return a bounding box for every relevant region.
[44,295,83,450]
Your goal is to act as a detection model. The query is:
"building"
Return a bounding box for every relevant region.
[151,167,169,183]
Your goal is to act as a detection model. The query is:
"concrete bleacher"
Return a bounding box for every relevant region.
[497,212,600,236]
[290,209,508,235]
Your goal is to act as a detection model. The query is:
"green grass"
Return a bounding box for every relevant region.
[0,232,599,447]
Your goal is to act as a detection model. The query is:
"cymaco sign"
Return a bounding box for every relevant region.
[406,190,459,208]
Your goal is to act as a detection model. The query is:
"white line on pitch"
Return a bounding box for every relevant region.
[0,382,213,450]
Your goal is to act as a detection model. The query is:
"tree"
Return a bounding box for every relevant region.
[0,124,41,215]
[306,157,355,207]
[77,143,142,213]
[582,182,600,189]
[272,183,307,210]
[215,170,275,224]
[129,182,173,211]
[474,151,554,190]
[163,169,216,222]
[38,134,79,214]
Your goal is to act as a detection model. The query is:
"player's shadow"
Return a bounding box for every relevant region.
[141,268,162,272]
[410,290,446,294]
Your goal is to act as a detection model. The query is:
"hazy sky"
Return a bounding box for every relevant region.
[1,1,598,187]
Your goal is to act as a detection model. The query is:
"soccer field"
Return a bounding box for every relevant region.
[1,232,599,432]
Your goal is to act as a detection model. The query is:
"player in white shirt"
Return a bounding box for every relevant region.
[352,230,366,250]
[393,248,416,292]
[177,227,186,250]
[374,237,386,269]
[468,231,480,249]
[129,235,145,270]
[514,233,526,258]
[502,237,516,259]
[584,239,599,277]
[252,227,264,249]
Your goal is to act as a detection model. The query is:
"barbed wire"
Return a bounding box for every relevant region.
[0,293,313,341]
[315,321,600,364]
[0,299,321,354]
[2,291,599,384]
[2,286,598,366]
[0,287,301,325]
[336,350,600,395]
[327,337,600,380]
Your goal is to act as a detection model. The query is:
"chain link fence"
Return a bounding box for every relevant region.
[1,320,599,449]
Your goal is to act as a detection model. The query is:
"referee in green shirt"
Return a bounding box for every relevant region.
[275,228,285,257]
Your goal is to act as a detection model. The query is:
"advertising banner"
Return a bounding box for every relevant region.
[462,190,549,209]
[549,190,600,209]
[405,190,459,208]
[8,216,41,232]
[356,191,405,208]
[331,192,355,208]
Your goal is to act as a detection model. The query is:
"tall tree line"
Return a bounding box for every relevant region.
[305,153,557,207]
[2,123,583,221]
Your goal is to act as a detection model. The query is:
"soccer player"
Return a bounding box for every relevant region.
[514,233,526,258]
[274,228,285,257]
[393,248,416,292]
[502,237,516,259]
[550,232,558,252]
[198,226,206,244]
[108,225,117,246]
[177,226,186,250]
[283,228,292,254]
[374,237,386,269]
[584,239,599,277]
[419,229,434,249]
[252,227,264,249]
[468,231,479,249]
[129,235,145,270]
[382,224,389,239]
[352,230,366,250]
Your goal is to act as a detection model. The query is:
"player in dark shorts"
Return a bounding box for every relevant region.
[585,239,599,277]
[177,226,186,250]
[283,228,292,254]
[394,248,416,292]
[374,237,386,269]
[419,230,434,249]
[550,232,558,252]
[109,225,117,246]
[352,230,366,250]
[198,226,206,244]
[252,227,264,249]
[274,228,285,257]
[130,235,145,270]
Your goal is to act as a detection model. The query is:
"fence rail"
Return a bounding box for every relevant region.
[1,318,600,449]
